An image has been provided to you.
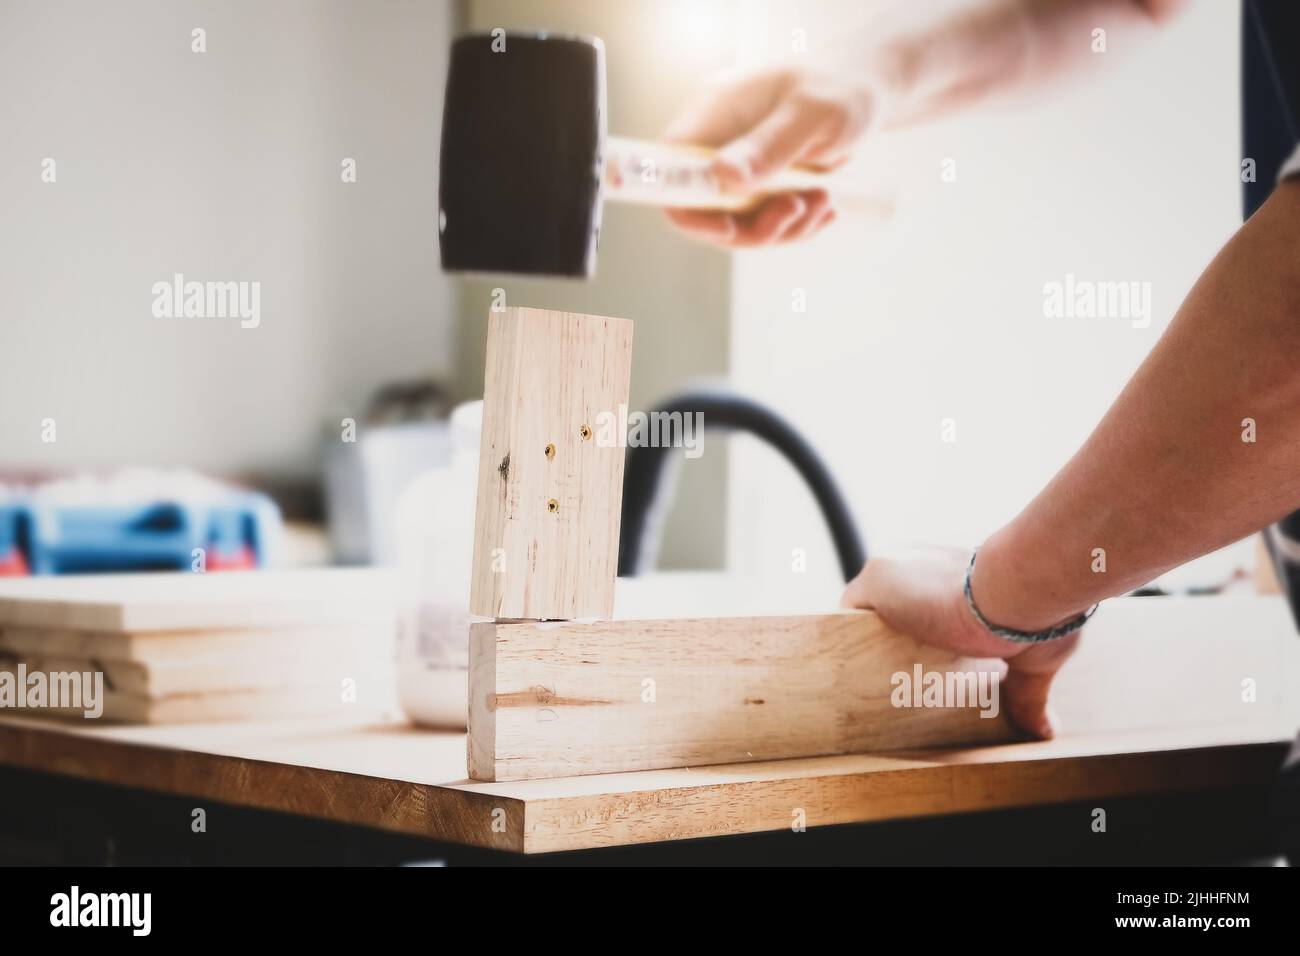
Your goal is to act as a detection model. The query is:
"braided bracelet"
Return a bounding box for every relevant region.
[963,548,1096,644]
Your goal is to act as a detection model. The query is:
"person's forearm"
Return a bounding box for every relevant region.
[972,181,1300,630]
[860,0,1186,128]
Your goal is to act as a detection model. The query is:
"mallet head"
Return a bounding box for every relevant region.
[439,32,607,279]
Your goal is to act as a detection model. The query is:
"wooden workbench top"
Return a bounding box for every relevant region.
[1,592,1297,853]
[0,713,1290,854]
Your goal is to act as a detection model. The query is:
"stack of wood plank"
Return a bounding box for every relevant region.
[0,569,397,723]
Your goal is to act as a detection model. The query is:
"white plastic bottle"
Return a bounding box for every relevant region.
[393,400,481,727]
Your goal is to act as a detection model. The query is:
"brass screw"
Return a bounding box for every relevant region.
[544,443,556,460]
[579,424,592,441]
[547,498,559,513]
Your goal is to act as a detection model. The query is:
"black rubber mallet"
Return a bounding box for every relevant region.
[438,31,890,278]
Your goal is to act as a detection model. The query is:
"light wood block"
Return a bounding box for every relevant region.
[0,568,396,632]
[0,616,400,724]
[0,645,351,698]
[469,307,633,621]
[0,643,396,722]
[0,623,383,665]
[0,685,345,724]
[468,610,1015,781]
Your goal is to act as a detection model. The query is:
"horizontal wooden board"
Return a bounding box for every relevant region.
[0,647,351,698]
[0,568,396,633]
[0,661,399,723]
[469,611,1015,781]
[0,622,387,665]
[6,687,346,724]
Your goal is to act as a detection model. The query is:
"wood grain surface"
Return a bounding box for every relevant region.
[0,714,1287,853]
[469,611,1015,781]
[469,306,633,621]
[0,568,397,632]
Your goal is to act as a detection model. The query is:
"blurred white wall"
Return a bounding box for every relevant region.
[0,0,1245,586]
[726,0,1242,599]
[0,0,458,480]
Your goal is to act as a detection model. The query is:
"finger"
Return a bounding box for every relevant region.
[840,562,927,637]
[1001,666,1059,740]
[662,71,787,148]
[800,151,851,173]
[999,636,1078,739]
[775,190,831,242]
[715,95,833,188]
[802,206,839,239]
[841,561,876,609]
[664,208,738,245]
[728,193,808,247]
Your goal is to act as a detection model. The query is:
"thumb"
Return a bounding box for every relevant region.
[714,94,827,189]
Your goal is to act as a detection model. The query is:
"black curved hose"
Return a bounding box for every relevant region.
[618,390,867,583]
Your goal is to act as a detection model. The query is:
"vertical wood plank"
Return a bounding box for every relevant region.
[469,307,633,621]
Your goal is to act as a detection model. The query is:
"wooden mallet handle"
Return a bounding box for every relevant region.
[604,136,894,219]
